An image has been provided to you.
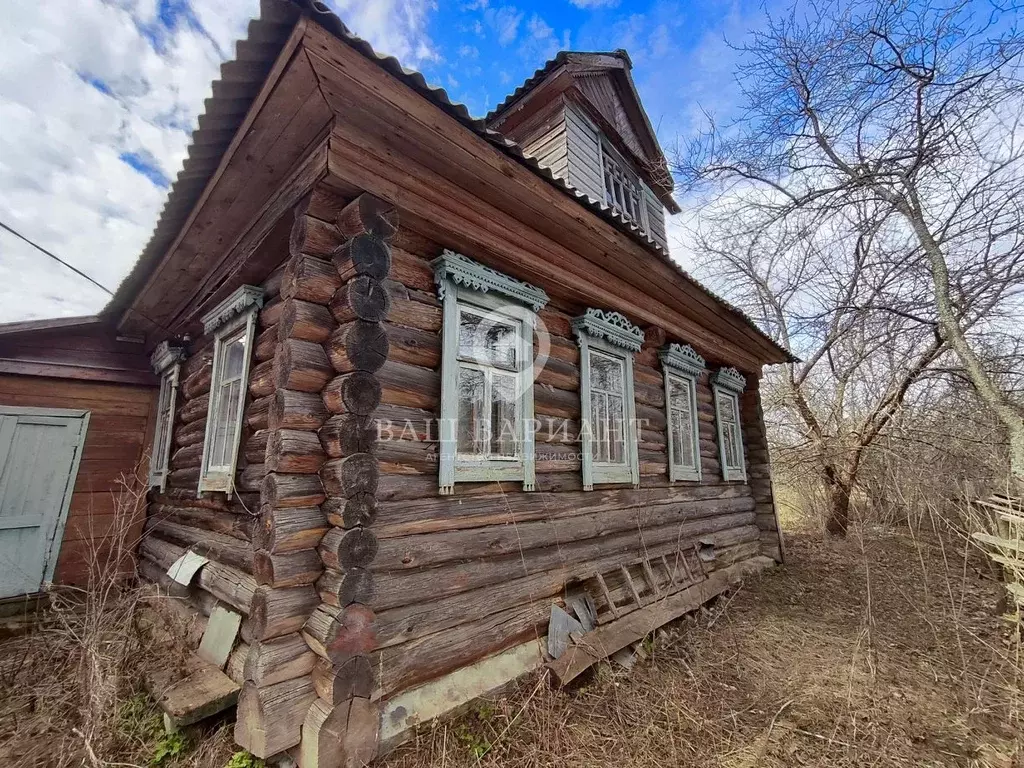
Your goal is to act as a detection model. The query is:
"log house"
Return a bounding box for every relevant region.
[4,1,792,763]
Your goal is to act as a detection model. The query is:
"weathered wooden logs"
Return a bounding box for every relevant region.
[235,677,316,758]
[266,429,325,474]
[322,372,381,416]
[326,321,389,373]
[278,298,335,344]
[330,274,391,324]
[273,339,333,393]
[334,235,391,282]
[318,528,379,571]
[319,454,379,498]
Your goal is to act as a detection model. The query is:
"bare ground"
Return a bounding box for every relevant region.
[1,528,1020,767]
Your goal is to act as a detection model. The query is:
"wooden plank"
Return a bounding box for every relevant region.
[549,557,774,685]
[157,667,240,730]
[594,572,619,619]
[620,566,644,608]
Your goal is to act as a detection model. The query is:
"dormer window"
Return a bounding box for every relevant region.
[602,142,647,228]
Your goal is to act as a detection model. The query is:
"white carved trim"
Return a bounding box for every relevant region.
[572,308,644,352]
[432,250,549,312]
[200,285,264,335]
[712,366,746,393]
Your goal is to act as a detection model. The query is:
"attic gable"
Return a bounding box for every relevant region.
[488,50,677,211]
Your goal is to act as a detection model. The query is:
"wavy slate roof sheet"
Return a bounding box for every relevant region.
[106,0,791,362]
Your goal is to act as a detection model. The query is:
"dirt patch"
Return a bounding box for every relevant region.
[383,530,1021,767]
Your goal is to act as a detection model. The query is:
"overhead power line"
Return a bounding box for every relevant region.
[0,220,114,296]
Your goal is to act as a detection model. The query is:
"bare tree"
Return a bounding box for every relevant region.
[690,196,952,533]
[677,0,1024,494]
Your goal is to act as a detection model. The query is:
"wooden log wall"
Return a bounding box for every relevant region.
[335,222,778,705]
[295,192,397,768]
[233,187,362,760]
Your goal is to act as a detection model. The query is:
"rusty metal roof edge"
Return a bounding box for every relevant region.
[105,0,792,363]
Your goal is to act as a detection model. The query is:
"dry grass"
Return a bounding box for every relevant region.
[0,477,239,768]
[383,529,1022,768]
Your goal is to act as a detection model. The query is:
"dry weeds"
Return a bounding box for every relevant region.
[383,530,1021,768]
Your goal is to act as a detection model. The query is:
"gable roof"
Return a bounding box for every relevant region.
[486,50,680,212]
[102,0,792,365]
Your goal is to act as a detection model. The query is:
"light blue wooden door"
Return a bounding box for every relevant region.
[0,407,89,598]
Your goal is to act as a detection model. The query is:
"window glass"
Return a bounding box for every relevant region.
[210,328,246,471]
[150,369,175,482]
[458,309,517,369]
[719,393,739,468]
[589,350,627,465]
[669,376,697,470]
[457,366,486,454]
[455,305,522,460]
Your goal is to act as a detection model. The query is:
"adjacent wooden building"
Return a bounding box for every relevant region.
[0,317,156,597]
[1,0,789,762]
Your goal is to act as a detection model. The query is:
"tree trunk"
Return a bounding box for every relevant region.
[904,204,1024,491]
[824,479,852,537]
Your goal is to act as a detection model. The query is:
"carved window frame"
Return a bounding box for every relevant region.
[574,309,643,490]
[198,285,263,496]
[147,341,187,492]
[660,343,704,483]
[434,251,549,495]
[712,367,747,483]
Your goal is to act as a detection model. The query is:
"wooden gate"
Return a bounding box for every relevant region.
[0,406,89,598]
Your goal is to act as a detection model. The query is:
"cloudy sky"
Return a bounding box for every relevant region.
[0,0,767,323]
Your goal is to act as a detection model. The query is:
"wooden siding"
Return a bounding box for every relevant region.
[643,183,668,250]
[0,321,154,385]
[564,103,605,203]
[575,72,647,161]
[0,375,157,586]
[519,106,569,180]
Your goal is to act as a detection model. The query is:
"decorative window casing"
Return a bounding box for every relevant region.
[198,285,263,495]
[434,250,548,495]
[148,341,187,492]
[574,309,643,490]
[602,142,648,229]
[660,343,705,483]
[712,367,747,482]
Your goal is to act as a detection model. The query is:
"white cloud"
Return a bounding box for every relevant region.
[569,0,620,8]
[485,5,524,46]
[0,0,438,324]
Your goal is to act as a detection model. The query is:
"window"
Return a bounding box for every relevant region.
[602,142,647,229]
[660,343,704,483]
[198,285,263,495]
[147,341,186,492]
[435,250,548,495]
[574,308,643,490]
[712,367,747,482]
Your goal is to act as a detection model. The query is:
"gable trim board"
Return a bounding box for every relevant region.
[0,406,89,598]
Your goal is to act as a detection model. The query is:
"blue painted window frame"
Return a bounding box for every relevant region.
[434,251,548,495]
[712,367,747,483]
[573,309,644,490]
[659,343,705,483]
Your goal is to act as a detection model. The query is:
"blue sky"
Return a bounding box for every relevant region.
[0,0,765,322]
